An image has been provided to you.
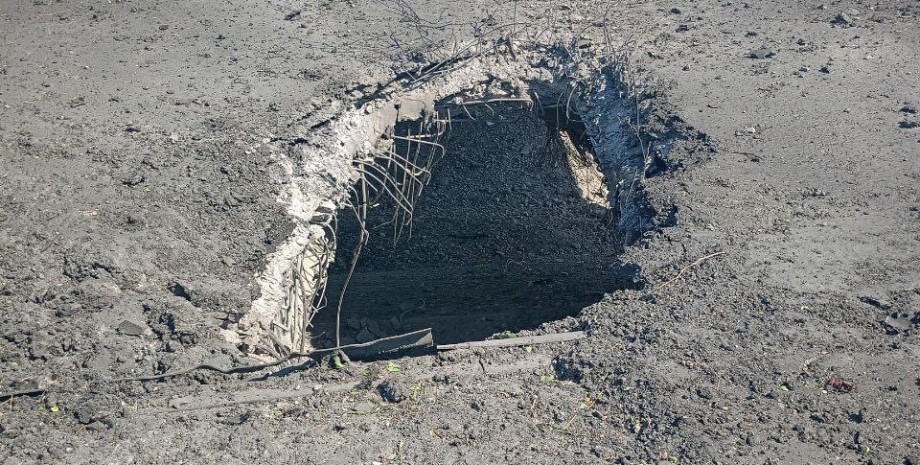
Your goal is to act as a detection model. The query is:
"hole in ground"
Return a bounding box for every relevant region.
[314,101,625,347]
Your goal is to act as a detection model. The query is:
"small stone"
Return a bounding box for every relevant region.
[696,386,713,399]
[676,24,689,33]
[284,10,301,20]
[901,104,918,114]
[745,433,757,445]
[121,173,145,186]
[670,7,682,14]
[901,120,920,129]
[117,320,146,337]
[749,47,775,59]
[832,13,854,27]
[158,24,169,31]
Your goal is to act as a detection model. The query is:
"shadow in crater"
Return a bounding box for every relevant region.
[313,102,628,347]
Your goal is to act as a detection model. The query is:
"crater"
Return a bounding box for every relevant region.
[314,101,618,347]
[234,44,680,357]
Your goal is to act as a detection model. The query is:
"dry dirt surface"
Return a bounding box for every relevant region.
[2,1,920,464]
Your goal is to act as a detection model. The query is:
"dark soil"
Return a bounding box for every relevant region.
[1,1,919,465]
[318,103,617,346]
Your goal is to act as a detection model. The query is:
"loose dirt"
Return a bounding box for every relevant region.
[1,1,919,464]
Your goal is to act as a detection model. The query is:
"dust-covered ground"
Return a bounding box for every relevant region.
[1,1,919,464]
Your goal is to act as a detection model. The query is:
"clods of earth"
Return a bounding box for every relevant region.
[1,1,920,464]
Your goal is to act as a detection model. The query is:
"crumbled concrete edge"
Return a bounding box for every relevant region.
[228,56,536,354]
